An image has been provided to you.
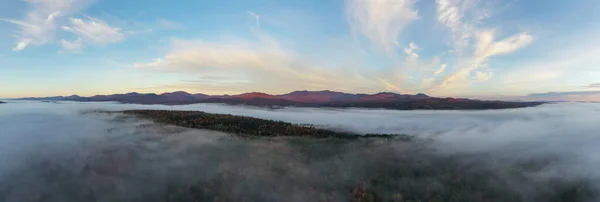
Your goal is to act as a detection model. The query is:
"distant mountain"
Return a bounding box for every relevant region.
[276,90,363,103]
[235,92,276,100]
[16,90,544,110]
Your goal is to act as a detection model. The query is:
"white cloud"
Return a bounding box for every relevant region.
[134,32,384,94]
[435,31,533,90]
[474,31,533,59]
[436,0,463,31]
[378,78,407,93]
[431,0,535,92]
[346,0,419,52]
[494,42,600,93]
[434,64,447,75]
[247,11,260,28]
[62,16,125,45]
[135,35,289,72]
[58,38,83,52]
[1,0,127,52]
[12,40,31,51]
[0,0,92,51]
[404,42,419,61]
[435,0,472,52]
[475,71,491,81]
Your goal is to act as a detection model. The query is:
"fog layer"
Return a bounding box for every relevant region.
[0,101,599,201]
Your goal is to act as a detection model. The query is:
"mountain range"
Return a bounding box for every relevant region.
[18,90,544,110]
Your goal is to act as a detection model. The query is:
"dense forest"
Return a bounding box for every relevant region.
[122,110,407,139]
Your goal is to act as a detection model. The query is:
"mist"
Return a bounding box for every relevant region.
[1,101,599,201]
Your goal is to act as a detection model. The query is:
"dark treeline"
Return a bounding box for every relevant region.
[122,110,407,139]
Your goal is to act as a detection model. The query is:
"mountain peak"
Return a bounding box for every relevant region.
[236,92,275,99]
[374,92,400,95]
[161,91,191,96]
[277,90,356,103]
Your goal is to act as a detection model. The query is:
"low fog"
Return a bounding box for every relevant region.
[1,101,599,201]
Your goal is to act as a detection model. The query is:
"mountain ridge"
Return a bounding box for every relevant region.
[16,90,545,110]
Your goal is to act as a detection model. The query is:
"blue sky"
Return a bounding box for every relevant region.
[1,0,600,101]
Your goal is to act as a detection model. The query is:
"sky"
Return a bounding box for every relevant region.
[0,0,600,101]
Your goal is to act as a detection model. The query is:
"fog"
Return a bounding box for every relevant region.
[1,100,599,201]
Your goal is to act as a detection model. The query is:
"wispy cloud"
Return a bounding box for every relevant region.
[0,0,93,51]
[526,91,600,101]
[58,37,83,52]
[134,31,382,94]
[434,64,447,75]
[156,19,184,30]
[346,0,418,52]
[475,71,491,81]
[435,0,473,52]
[247,11,260,28]
[378,78,408,93]
[404,42,419,62]
[62,16,125,46]
[431,0,534,92]
[585,83,600,88]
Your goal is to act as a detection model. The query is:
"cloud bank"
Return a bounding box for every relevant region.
[1,101,600,201]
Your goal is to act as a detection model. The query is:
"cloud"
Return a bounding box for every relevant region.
[484,38,600,95]
[346,0,419,52]
[526,91,600,101]
[457,30,533,84]
[12,40,31,51]
[433,64,447,75]
[403,42,419,61]
[474,31,533,59]
[378,78,407,93]
[58,37,83,52]
[4,102,600,200]
[435,0,472,52]
[431,0,534,92]
[0,0,93,51]
[529,91,600,97]
[135,36,289,72]
[436,0,462,30]
[247,11,260,28]
[62,16,125,45]
[475,71,491,81]
[156,19,184,30]
[134,32,382,94]
[585,83,600,88]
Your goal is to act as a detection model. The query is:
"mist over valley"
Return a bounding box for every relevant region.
[1,101,599,201]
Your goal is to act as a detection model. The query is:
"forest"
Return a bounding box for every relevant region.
[121,110,407,140]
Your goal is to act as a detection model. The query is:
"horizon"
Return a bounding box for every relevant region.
[1,0,600,101]
[5,89,593,102]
